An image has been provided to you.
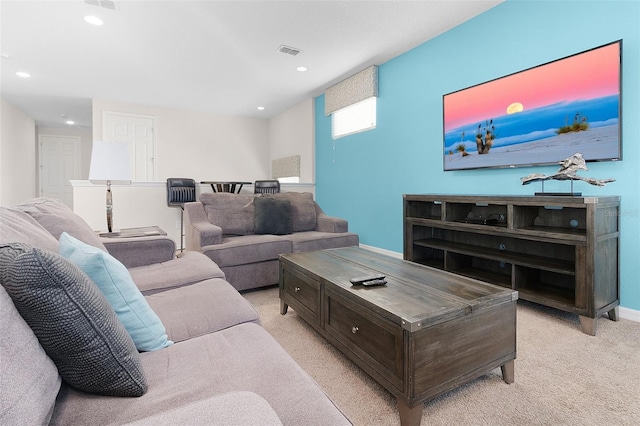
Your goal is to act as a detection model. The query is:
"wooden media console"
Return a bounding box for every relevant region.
[403,194,620,335]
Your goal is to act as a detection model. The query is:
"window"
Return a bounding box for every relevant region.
[277,176,300,183]
[272,155,300,182]
[331,96,377,139]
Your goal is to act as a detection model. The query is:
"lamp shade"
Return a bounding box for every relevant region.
[89,141,132,184]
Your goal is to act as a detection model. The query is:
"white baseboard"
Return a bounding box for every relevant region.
[619,307,640,323]
[359,244,403,259]
[359,244,640,323]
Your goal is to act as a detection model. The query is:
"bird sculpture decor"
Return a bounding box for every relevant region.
[520,153,615,195]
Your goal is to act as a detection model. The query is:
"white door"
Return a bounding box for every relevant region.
[39,135,82,208]
[103,112,155,181]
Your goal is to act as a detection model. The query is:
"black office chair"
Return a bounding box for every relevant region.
[254,180,280,194]
[166,178,196,252]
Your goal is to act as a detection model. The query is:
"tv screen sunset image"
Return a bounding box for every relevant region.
[443,41,621,171]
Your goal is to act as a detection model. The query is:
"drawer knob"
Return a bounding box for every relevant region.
[294,286,301,293]
[352,326,359,334]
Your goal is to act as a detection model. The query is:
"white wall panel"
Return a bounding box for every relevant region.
[0,98,36,206]
[92,99,269,182]
[268,98,314,183]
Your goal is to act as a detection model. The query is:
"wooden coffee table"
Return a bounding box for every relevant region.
[279,247,517,426]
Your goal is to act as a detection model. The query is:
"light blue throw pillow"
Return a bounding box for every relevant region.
[59,232,173,352]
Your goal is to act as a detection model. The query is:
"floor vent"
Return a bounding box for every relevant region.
[277,45,302,56]
[84,0,117,11]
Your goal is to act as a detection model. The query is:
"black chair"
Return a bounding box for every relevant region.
[254,180,280,194]
[166,178,196,252]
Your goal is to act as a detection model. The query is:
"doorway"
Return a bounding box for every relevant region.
[39,135,82,208]
[103,112,156,181]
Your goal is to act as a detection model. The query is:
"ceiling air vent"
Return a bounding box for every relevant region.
[84,0,117,10]
[277,45,302,56]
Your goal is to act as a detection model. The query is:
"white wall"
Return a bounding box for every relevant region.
[268,98,314,183]
[92,99,270,182]
[0,98,36,206]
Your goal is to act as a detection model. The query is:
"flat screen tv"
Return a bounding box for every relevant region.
[443,40,622,171]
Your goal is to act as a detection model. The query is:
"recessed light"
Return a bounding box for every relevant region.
[16,71,31,78]
[296,66,308,72]
[65,120,75,125]
[257,106,265,111]
[84,15,104,26]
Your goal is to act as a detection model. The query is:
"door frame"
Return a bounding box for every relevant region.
[38,134,82,207]
[102,111,156,181]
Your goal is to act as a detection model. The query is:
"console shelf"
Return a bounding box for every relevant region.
[404,194,620,335]
[413,238,575,274]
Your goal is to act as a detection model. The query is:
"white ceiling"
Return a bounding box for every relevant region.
[1,0,503,129]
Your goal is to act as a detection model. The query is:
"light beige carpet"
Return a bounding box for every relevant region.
[244,286,640,426]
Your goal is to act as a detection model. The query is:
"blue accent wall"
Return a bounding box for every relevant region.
[315,0,640,311]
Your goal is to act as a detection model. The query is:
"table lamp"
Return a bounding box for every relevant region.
[88,141,132,233]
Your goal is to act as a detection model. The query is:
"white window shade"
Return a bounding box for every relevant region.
[331,96,377,139]
[272,155,300,180]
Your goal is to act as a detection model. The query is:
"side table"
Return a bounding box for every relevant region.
[99,226,167,238]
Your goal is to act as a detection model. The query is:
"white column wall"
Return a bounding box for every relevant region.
[268,98,314,183]
[0,98,36,206]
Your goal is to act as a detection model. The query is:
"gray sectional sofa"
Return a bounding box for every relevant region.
[0,198,351,425]
[184,192,359,291]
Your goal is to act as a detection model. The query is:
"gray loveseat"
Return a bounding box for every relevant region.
[0,198,351,425]
[184,192,359,291]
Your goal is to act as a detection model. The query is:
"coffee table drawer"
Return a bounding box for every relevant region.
[325,289,403,391]
[281,266,320,324]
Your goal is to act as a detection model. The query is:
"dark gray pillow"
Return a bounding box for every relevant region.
[272,192,317,232]
[0,243,147,397]
[254,196,293,235]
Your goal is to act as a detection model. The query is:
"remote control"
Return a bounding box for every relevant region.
[350,274,386,285]
[362,279,387,287]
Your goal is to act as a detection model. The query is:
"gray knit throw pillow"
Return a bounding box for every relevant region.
[0,243,147,397]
